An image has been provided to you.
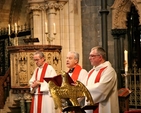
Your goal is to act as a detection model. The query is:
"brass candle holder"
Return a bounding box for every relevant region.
[45,32,56,45]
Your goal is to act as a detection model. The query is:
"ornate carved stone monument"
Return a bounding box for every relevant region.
[7,45,62,113]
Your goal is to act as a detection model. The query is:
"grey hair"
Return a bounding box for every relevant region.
[34,51,45,59]
[69,51,79,63]
[91,46,106,60]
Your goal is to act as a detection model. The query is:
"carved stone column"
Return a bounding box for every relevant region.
[13,90,32,113]
[46,1,57,45]
[99,0,109,59]
[111,29,127,88]
[45,0,67,45]
[28,1,46,45]
[27,0,67,45]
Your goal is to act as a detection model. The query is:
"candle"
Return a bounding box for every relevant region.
[53,23,56,34]
[124,50,128,72]
[15,23,17,34]
[8,24,10,35]
[45,22,48,33]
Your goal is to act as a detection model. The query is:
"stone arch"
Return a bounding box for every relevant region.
[131,0,141,24]
[111,0,141,29]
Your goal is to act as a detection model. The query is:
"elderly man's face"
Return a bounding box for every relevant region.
[89,49,102,67]
[34,54,45,67]
[66,52,78,69]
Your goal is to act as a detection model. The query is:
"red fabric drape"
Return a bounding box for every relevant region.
[70,65,82,82]
[30,63,48,113]
[93,66,107,113]
[87,67,107,113]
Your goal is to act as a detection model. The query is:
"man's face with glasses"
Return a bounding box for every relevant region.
[89,49,101,67]
[34,54,45,67]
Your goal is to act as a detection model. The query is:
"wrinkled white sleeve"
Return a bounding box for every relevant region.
[86,68,117,103]
[29,68,38,91]
[40,65,57,92]
[78,69,88,84]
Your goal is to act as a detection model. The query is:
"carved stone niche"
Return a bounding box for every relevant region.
[7,45,62,89]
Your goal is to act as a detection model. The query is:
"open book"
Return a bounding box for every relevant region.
[44,73,75,86]
[118,88,132,97]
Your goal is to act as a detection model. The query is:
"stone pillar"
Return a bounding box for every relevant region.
[111,29,127,88]
[28,1,45,45]
[27,0,67,45]
[24,92,33,113]
[99,0,109,60]
[12,89,32,113]
[20,98,26,113]
[46,1,57,45]
[45,0,67,45]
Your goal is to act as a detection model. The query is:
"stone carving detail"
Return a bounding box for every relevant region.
[111,0,132,29]
[28,4,42,11]
[53,52,61,74]
[111,29,127,36]
[28,2,65,12]
[29,53,35,79]
[45,51,61,74]
[57,3,65,10]
[47,2,64,10]
[131,0,141,24]
[111,0,141,29]
[46,52,53,65]
[10,50,61,88]
[28,3,47,11]
[14,92,32,113]
[14,53,19,84]
[18,52,28,86]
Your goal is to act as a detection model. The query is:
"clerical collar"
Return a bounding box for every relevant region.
[68,68,75,73]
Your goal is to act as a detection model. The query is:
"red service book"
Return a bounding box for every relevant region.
[44,73,75,86]
[118,88,131,97]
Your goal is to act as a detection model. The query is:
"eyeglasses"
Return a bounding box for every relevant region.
[34,58,41,61]
[89,54,100,58]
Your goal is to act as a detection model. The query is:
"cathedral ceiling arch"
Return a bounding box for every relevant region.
[0,0,24,28]
[9,0,24,25]
[0,0,11,27]
[111,0,141,29]
[131,0,141,24]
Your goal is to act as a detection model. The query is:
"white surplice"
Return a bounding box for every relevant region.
[85,61,119,113]
[29,64,58,113]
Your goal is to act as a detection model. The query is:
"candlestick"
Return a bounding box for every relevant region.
[45,22,48,33]
[15,23,17,34]
[53,23,56,34]
[125,73,128,88]
[124,50,128,72]
[8,24,10,35]
[45,22,57,45]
